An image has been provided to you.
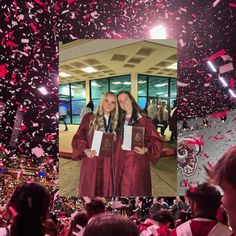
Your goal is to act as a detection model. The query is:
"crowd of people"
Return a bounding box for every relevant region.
[0,146,235,235]
[144,99,177,142]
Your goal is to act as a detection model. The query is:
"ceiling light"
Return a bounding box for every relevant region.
[81,67,98,73]
[150,25,167,39]
[138,80,146,84]
[91,81,101,87]
[59,72,71,77]
[207,61,217,72]
[166,62,177,70]
[219,77,228,87]
[38,86,48,95]
[112,81,122,85]
[123,82,131,85]
[155,83,168,87]
[229,89,236,98]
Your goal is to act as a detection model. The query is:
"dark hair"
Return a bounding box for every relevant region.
[74,211,89,228]
[83,214,139,236]
[186,182,221,215]
[116,91,146,134]
[7,182,50,236]
[206,146,236,190]
[86,100,94,111]
[152,209,175,229]
[86,198,105,219]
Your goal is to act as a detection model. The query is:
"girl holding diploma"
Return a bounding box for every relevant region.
[115,91,164,196]
[72,91,118,197]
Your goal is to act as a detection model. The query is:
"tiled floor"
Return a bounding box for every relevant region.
[59,124,177,197]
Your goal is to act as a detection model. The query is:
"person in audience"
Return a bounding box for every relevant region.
[0,181,51,236]
[80,100,94,121]
[147,99,158,128]
[72,91,118,196]
[157,101,169,138]
[170,182,232,236]
[83,214,139,236]
[77,198,105,236]
[206,145,236,235]
[169,100,177,142]
[115,91,164,196]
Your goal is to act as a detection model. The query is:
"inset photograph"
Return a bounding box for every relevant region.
[59,39,177,197]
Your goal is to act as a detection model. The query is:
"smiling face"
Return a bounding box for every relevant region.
[220,181,236,232]
[117,93,133,114]
[102,93,116,115]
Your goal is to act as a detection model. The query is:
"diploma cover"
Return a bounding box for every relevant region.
[122,125,145,151]
[91,130,114,157]
[131,126,145,149]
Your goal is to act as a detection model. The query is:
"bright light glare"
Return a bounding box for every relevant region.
[207,61,217,72]
[219,77,228,87]
[38,86,48,95]
[59,72,71,77]
[229,89,236,98]
[150,25,167,39]
[81,67,98,73]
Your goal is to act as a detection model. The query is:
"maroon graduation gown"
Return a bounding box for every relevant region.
[114,116,164,196]
[71,113,112,197]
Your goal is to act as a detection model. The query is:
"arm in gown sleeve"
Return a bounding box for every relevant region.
[144,117,164,165]
[71,113,93,160]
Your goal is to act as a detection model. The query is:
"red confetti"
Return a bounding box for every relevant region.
[229,3,236,7]
[0,64,7,78]
[186,140,204,146]
[204,49,226,61]
[29,22,40,33]
[230,79,235,89]
[68,0,75,4]
[203,153,209,158]
[209,110,230,119]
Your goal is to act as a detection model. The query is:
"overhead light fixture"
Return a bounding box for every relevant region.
[155,83,168,87]
[123,82,131,85]
[207,61,217,72]
[81,67,98,73]
[59,72,71,77]
[110,90,117,93]
[91,81,101,87]
[112,81,122,85]
[38,86,48,95]
[229,89,236,98]
[166,62,177,70]
[138,80,146,84]
[150,25,167,39]
[219,77,228,87]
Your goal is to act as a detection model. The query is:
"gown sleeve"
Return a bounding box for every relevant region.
[144,117,164,165]
[71,113,92,160]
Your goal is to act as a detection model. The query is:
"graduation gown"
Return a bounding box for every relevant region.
[114,116,164,196]
[71,113,112,197]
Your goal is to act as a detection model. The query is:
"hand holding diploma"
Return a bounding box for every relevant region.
[134,146,148,155]
[84,148,97,158]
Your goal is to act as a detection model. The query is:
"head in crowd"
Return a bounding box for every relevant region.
[172,99,177,108]
[152,209,175,229]
[83,214,139,236]
[186,182,221,219]
[116,91,146,133]
[206,146,236,232]
[89,91,118,134]
[85,198,106,219]
[6,181,50,236]
[151,99,157,106]
[87,100,94,111]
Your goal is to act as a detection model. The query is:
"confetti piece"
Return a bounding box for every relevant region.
[213,0,221,7]
[229,3,236,7]
[31,147,45,157]
[0,64,7,78]
[219,62,234,74]
[177,81,189,87]
[204,49,226,61]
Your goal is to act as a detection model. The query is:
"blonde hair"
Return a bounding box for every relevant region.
[89,91,119,136]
